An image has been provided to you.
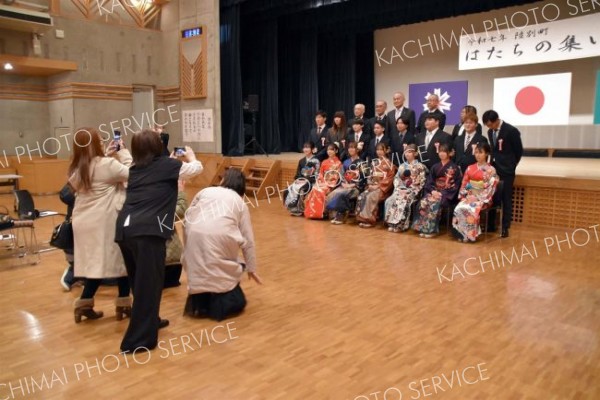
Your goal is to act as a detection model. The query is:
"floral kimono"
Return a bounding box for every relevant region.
[285,156,320,215]
[355,157,397,225]
[384,160,427,231]
[412,160,461,235]
[452,162,498,241]
[325,157,367,215]
[304,156,343,219]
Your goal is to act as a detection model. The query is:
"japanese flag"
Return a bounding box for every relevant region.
[493,73,571,126]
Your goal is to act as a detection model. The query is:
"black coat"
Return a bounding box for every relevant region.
[390,131,416,166]
[453,132,488,173]
[415,129,450,169]
[387,107,416,136]
[367,135,391,162]
[416,109,446,133]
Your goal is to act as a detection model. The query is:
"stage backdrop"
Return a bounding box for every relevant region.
[374,0,600,149]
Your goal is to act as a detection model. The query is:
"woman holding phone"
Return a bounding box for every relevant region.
[115,129,203,353]
[69,128,131,323]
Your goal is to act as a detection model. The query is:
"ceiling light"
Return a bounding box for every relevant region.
[4,63,14,71]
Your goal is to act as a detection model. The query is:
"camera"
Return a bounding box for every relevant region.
[174,147,186,157]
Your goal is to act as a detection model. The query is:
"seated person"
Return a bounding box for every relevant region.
[304,144,343,220]
[164,179,188,288]
[326,142,367,225]
[412,144,462,238]
[284,142,320,216]
[355,143,397,228]
[452,143,498,242]
[384,144,427,233]
[183,169,262,321]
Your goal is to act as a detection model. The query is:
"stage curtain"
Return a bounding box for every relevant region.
[220,4,244,156]
[355,31,375,119]
[241,21,281,154]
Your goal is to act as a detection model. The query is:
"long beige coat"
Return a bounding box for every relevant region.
[70,150,131,279]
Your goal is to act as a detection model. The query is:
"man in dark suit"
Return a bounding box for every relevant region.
[453,112,488,173]
[352,103,372,137]
[415,114,450,169]
[347,119,371,160]
[387,92,416,135]
[309,110,329,162]
[416,94,447,133]
[451,105,482,141]
[369,100,392,137]
[482,110,523,238]
[367,120,390,162]
[390,117,416,166]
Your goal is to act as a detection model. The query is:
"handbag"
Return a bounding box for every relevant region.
[0,206,14,230]
[50,219,73,250]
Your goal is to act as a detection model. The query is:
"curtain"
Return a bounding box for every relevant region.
[220,4,244,156]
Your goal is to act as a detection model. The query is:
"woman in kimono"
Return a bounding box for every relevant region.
[304,144,343,219]
[285,142,320,216]
[384,144,427,232]
[69,128,131,323]
[355,142,397,228]
[452,142,498,242]
[412,143,462,237]
[326,142,367,225]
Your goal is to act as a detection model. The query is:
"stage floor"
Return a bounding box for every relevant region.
[0,193,599,399]
[248,153,600,180]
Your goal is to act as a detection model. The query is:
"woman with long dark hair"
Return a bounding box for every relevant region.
[68,128,131,323]
[115,129,202,352]
[327,111,351,160]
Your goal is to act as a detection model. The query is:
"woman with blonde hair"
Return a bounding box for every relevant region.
[68,128,131,323]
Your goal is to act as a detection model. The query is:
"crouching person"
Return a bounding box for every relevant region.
[183,169,263,321]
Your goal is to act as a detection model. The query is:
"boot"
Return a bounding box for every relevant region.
[73,298,104,323]
[115,296,132,321]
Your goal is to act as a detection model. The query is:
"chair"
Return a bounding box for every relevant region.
[0,206,40,265]
[13,190,65,253]
[479,180,504,241]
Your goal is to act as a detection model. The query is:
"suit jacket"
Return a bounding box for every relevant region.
[415,129,450,169]
[487,121,523,177]
[451,122,483,141]
[347,131,372,160]
[453,131,488,173]
[367,135,390,162]
[390,131,416,166]
[416,109,446,133]
[352,117,372,138]
[309,125,328,162]
[387,107,416,136]
[369,114,392,138]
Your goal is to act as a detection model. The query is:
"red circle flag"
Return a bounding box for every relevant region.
[515,86,545,115]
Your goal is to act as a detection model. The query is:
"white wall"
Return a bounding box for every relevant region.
[374,0,600,149]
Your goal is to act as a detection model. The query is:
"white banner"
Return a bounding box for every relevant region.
[459,13,600,70]
[182,109,213,142]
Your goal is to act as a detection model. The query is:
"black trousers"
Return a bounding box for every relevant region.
[118,236,166,352]
[488,174,515,230]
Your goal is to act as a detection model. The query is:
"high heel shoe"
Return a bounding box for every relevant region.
[73,298,104,323]
[115,296,132,321]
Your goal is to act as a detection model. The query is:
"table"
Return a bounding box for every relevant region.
[0,174,22,191]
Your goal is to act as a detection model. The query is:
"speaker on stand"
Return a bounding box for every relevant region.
[244,94,267,156]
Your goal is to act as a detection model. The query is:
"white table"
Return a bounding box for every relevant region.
[0,174,22,191]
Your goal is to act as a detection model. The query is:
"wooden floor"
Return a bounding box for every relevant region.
[0,191,599,399]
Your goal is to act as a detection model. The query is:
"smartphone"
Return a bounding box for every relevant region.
[174,147,186,157]
[113,130,121,151]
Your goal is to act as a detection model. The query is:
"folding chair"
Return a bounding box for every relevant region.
[13,189,66,253]
[0,206,40,265]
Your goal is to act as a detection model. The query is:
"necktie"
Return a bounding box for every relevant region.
[493,130,498,146]
[376,137,380,145]
[465,134,472,149]
[355,133,359,142]
[399,133,403,143]
[317,126,321,135]
[425,132,431,148]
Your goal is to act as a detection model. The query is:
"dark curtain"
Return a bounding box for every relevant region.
[278,30,300,152]
[355,31,375,119]
[295,31,319,151]
[219,4,244,156]
[317,33,356,123]
[241,21,281,154]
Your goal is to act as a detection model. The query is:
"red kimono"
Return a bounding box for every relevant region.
[304,157,343,219]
